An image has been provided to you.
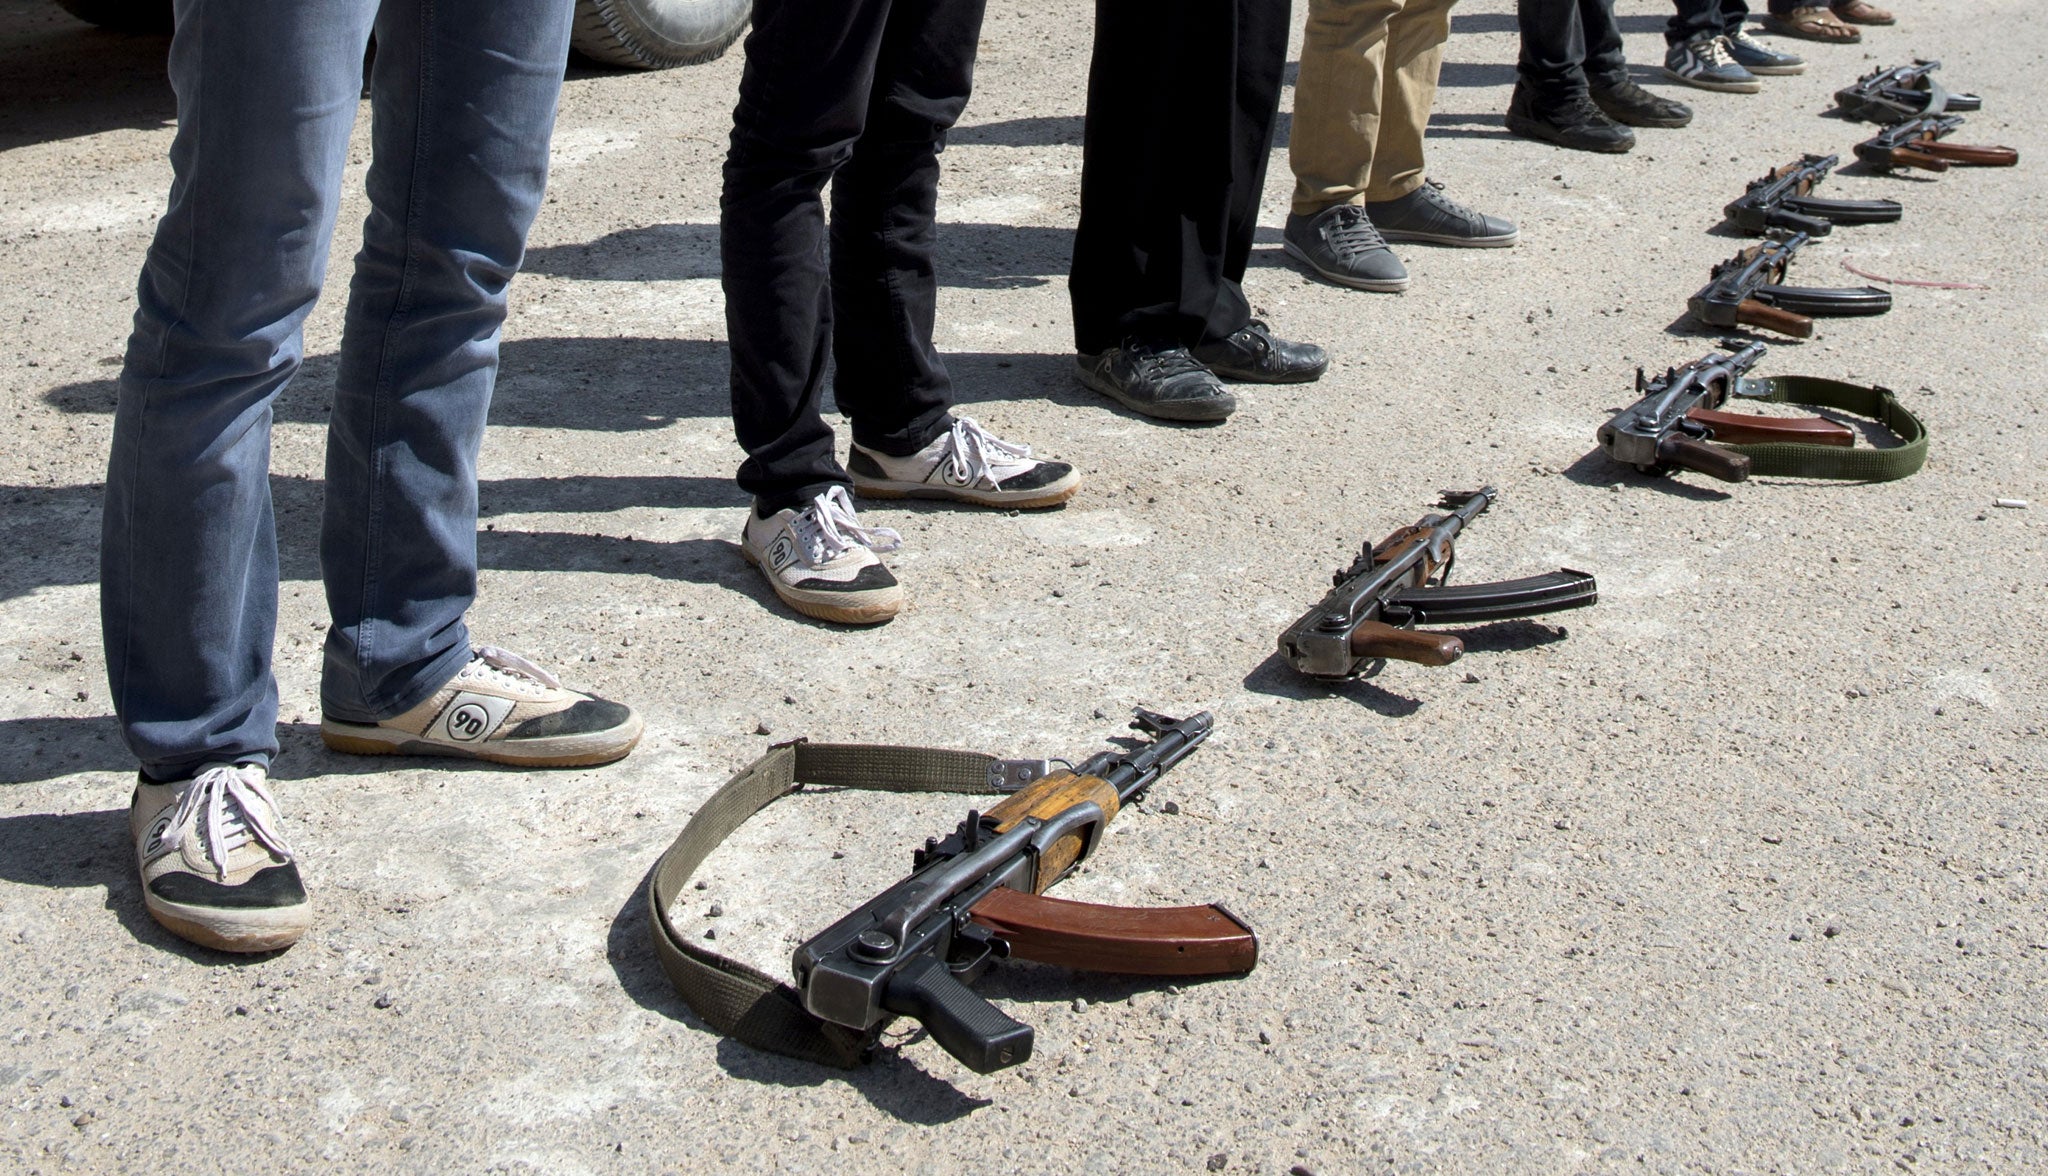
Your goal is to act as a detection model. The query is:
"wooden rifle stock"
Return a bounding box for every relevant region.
[1687,407,1855,447]
[1349,620,1463,666]
[1735,298,1813,338]
[985,770,1120,892]
[969,887,1258,976]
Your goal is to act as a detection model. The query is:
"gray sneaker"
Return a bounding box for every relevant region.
[1662,34,1761,92]
[1366,179,1518,248]
[1282,204,1409,292]
[1722,28,1806,75]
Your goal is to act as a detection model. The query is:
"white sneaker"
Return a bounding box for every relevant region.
[132,763,309,953]
[320,646,643,768]
[849,416,1080,509]
[741,484,906,625]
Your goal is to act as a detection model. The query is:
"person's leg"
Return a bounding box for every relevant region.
[828,0,986,457]
[1365,0,1457,203]
[1668,0,1728,43]
[722,0,892,514]
[1515,0,1589,102]
[1205,0,1293,346]
[1720,0,1753,33]
[1070,0,1237,355]
[318,0,574,724]
[1290,0,1402,217]
[102,0,376,781]
[1578,0,1628,93]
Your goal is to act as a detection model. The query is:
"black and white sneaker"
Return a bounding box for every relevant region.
[742,485,905,625]
[131,763,309,953]
[1662,33,1762,92]
[1075,340,1237,423]
[850,416,1080,509]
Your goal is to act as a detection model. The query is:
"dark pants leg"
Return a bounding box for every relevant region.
[1667,0,1748,43]
[1069,0,1291,357]
[721,0,981,513]
[1516,0,1624,98]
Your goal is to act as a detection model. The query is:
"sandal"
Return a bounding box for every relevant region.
[1831,0,1895,24]
[1766,5,1863,42]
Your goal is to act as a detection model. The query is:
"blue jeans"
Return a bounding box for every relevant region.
[100,0,573,780]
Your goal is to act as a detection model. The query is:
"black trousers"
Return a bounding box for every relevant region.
[1667,0,1748,43]
[721,0,983,512]
[1069,0,1291,356]
[1516,0,1627,100]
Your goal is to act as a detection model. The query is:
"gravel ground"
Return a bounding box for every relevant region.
[2,0,2044,1172]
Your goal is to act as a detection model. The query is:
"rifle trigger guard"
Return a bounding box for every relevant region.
[988,759,1056,793]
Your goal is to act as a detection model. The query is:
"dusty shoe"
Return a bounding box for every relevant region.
[742,484,904,624]
[320,646,643,767]
[1282,204,1409,292]
[1662,34,1761,92]
[1074,340,1236,422]
[850,416,1079,509]
[1588,80,1694,129]
[1190,320,1329,384]
[1723,28,1806,74]
[1366,179,1518,248]
[132,763,309,953]
[1506,87,1637,153]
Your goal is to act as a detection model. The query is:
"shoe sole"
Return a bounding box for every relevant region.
[1505,114,1636,152]
[144,894,310,953]
[739,545,902,625]
[1657,66,1762,93]
[1376,228,1520,249]
[320,714,645,768]
[1280,240,1410,292]
[852,471,1081,510]
[1739,62,1806,75]
[1073,362,1236,422]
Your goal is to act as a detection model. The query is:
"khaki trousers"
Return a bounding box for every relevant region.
[1290,0,1457,216]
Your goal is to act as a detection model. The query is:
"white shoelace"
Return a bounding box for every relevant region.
[796,484,903,565]
[939,416,1035,489]
[458,645,562,695]
[159,764,295,880]
[1703,37,1739,67]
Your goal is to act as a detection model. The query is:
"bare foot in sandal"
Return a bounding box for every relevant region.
[1766,4,1863,42]
[1831,0,1895,25]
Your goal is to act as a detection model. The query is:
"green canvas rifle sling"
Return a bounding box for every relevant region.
[1726,375,1928,481]
[645,739,1006,1068]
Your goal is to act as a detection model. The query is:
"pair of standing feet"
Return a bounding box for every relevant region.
[1663,28,1807,93]
[1282,180,1519,295]
[136,647,644,954]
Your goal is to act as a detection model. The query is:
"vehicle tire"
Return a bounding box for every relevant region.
[55,0,173,34]
[570,0,750,70]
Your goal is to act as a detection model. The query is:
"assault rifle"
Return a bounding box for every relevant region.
[1688,231,1891,339]
[1597,341,1853,482]
[1278,488,1596,680]
[1854,114,2020,172]
[1835,59,1981,124]
[1723,154,1902,236]
[790,709,1254,1073]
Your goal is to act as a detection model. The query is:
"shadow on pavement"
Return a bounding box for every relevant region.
[1239,651,1424,717]
[0,5,173,152]
[1559,447,1735,500]
[524,221,1072,290]
[602,870,995,1122]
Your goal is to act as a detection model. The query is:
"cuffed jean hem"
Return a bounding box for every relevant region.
[141,750,275,785]
[318,636,475,726]
[755,479,852,517]
[849,406,952,459]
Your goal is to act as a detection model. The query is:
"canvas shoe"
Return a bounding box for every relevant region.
[132,763,309,953]
[742,484,905,624]
[1722,28,1806,75]
[1662,34,1763,92]
[850,416,1080,509]
[320,646,643,767]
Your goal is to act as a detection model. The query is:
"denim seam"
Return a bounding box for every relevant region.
[353,0,438,715]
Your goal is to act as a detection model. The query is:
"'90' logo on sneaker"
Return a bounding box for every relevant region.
[427,692,516,745]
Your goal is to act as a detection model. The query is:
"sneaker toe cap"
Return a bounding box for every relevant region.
[506,698,638,741]
[149,863,307,910]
